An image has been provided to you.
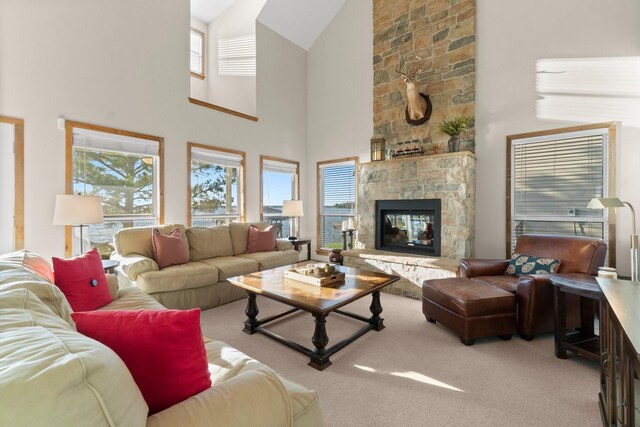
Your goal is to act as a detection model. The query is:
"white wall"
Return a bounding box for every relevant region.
[205,0,266,116]
[0,123,14,253]
[0,0,307,261]
[476,0,640,276]
[189,17,209,101]
[306,0,373,259]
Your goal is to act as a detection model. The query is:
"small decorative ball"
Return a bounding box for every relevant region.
[90,279,98,287]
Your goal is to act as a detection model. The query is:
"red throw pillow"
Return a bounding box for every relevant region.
[71,309,211,415]
[247,225,277,253]
[52,248,112,312]
[152,227,189,269]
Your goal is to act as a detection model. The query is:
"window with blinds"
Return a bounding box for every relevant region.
[190,28,205,78]
[510,127,610,252]
[318,159,357,251]
[71,126,161,255]
[190,145,244,227]
[218,35,256,76]
[261,157,299,238]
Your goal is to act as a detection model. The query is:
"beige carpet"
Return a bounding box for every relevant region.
[200,292,601,427]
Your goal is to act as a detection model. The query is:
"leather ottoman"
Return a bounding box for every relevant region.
[422,278,516,345]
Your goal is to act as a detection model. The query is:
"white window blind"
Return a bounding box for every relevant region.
[218,35,256,76]
[190,29,204,76]
[191,147,243,168]
[319,160,356,250]
[73,128,159,156]
[511,129,609,251]
[263,159,298,174]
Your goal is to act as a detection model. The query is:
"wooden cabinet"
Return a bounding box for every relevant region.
[598,278,640,426]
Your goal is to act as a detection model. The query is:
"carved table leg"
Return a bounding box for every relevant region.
[369,290,385,331]
[243,291,259,335]
[309,313,331,370]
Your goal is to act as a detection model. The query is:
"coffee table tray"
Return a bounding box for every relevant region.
[284,269,345,287]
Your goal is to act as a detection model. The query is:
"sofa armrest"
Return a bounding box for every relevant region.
[146,367,293,427]
[459,259,510,278]
[111,253,158,282]
[516,274,554,338]
[276,238,294,251]
[106,274,119,300]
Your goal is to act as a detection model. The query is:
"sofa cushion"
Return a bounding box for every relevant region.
[198,256,259,281]
[136,262,220,294]
[152,227,190,269]
[72,309,211,415]
[505,253,560,277]
[52,248,112,312]
[114,224,188,259]
[100,286,167,311]
[472,275,519,293]
[229,222,270,255]
[0,288,149,426]
[422,278,515,317]
[239,250,300,270]
[187,226,234,261]
[247,225,277,253]
[0,250,54,282]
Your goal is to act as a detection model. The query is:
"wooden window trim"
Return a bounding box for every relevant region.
[0,116,24,250]
[260,155,301,237]
[187,142,246,227]
[316,156,359,256]
[65,120,164,257]
[190,28,205,80]
[506,121,617,264]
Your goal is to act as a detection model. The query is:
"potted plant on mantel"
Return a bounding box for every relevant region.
[438,115,472,153]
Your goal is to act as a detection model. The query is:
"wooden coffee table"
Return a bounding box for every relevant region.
[227,263,399,370]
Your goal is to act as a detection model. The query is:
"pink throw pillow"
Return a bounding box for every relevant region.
[152,228,189,269]
[52,248,112,312]
[247,225,277,253]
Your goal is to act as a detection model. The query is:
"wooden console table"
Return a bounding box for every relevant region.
[598,277,640,426]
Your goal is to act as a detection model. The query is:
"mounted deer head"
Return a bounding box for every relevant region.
[395,55,431,125]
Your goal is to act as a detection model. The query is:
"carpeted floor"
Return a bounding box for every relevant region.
[200,292,601,427]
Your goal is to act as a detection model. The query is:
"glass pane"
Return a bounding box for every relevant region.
[321,164,355,215]
[262,170,294,216]
[383,212,435,250]
[264,216,292,238]
[73,147,155,216]
[86,219,154,259]
[320,215,353,249]
[191,161,239,217]
[512,220,604,250]
[191,217,238,227]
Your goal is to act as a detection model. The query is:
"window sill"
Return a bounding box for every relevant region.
[188,97,258,122]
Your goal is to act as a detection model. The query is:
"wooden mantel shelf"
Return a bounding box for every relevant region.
[188,97,258,122]
[358,150,476,166]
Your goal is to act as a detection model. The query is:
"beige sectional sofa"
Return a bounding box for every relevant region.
[112,223,300,310]
[0,253,323,427]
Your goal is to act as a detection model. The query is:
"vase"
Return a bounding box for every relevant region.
[448,135,460,152]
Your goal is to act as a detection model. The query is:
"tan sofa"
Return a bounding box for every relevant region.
[0,252,323,427]
[112,223,300,310]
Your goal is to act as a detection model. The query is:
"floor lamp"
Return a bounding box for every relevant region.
[283,200,303,241]
[587,197,638,281]
[53,195,104,256]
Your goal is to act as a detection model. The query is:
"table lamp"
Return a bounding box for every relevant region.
[587,197,638,281]
[53,195,104,256]
[282,200,303,241]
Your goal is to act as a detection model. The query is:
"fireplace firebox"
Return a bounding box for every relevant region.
[375,199,441,256]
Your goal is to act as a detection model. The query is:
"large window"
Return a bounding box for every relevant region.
[66,122,163,258]
[260,156,299,238]
[317,158,358,253]
[507,123,616,260]
[190,28,205,79]
[188,143,245,227]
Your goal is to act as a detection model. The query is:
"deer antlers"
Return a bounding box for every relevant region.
[395,55,423,82]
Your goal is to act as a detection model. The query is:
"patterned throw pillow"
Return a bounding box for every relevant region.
[505,253,561,277]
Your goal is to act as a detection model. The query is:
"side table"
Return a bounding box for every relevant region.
[292,239,312,261]
[102,259,119,274]
[549,273,603,361]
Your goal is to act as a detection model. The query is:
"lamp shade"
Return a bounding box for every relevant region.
[282,200,304,217]
[587,197,625,209]
[53,195,104,225]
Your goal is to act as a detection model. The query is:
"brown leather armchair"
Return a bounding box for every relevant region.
[460,234,607,340]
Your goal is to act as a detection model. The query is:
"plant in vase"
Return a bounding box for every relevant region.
[438,115,472,153]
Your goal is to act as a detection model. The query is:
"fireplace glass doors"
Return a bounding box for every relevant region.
[375,199,441,256]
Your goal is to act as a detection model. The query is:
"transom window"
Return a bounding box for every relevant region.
[260,156,299,238]
[317,158,357,252]
[190,28,205,78]
[218,35,256,77]
[67,122,163,258]
[507,123,616,260]
[188,143,245,227]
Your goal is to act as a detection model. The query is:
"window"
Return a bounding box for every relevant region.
[66,122,164,258]
[317,158,358,252]
[507,123,616,259]
[188,143,245,227]
[218,35,256,76]
[190,28,205,79]
[260,156,299,238]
